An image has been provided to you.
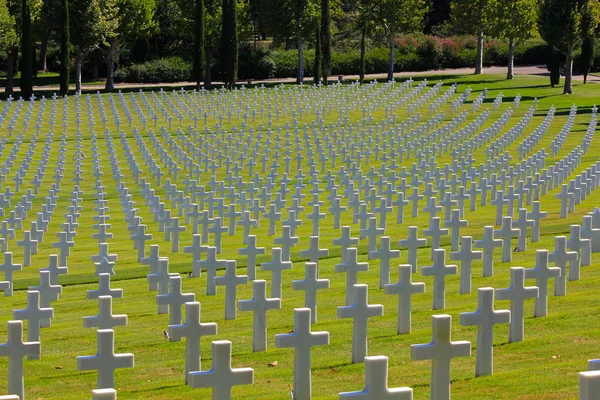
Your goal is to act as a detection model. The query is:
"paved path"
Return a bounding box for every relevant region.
[2,64,598,95]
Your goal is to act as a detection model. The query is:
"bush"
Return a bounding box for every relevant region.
[112,35,552,83]
[114,57,192,84]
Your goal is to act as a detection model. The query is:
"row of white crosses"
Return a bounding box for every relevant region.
[1,82,600,400]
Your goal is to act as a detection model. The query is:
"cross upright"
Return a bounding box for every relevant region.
[384,265,425,334]
[167,217,186,253]
[555,184,574,218]
[169,301,218,384]
[369,236,400,288]
[333,226,360,263]
[424,217,448,259]
[399,226,427,273]
[184,234,208,278]
[568,224,592,267]
[29,270,62,327]
[524,249,561,317]
[339,355,413,399]
[0,320,41,399]
[445,209,468,251]
[411,314,471,400]
[87,274,123,300]
[422,249,457,310]
[208,217,228,254]
[336,247,369,306]
[307,204,326,236]
[460,287,510,376]
[527,201,547,242]
[91,243,118,264]
[292,263,330,323]
[215,260,249,320]
[549,236,578,296]
[77,329,134,389]
[141,245,166,291]
[147,259,178,314]
[261,247,292,299]
[450,236,482,294]
[273,225,299,262]
[17,231,37,267]
[361,217,384,252]
[491,191,509,226]
[12,291,53,360]
[496,267,539,343]
[188,340,254,398]
[475,226,503,277]
[299,236,329,267]
[156,274,195,326]
[337,284,384,364]
[84,296,128,330]
[0,252,21,296]
[197,246,227,296]
[238,280,281,352]
[238,235,266,280]
[275,308,330,399]
[52,231,75,267]
[423,197,442,225]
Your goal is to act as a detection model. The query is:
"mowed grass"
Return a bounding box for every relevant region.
[0,74,599,399]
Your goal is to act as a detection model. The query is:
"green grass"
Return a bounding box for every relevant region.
[0,74,599,399]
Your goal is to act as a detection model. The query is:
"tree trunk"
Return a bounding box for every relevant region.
[204,48,212,89]
[564,46,573,95]
[507,38,514,80]
[584,73,588,84]
[387,25,395,81]
[5,50,16,96]
[475,30,484,75]
[92,59,99,80]
[105,41,117,91]
[359,24,366,83]
[40,37,48,72]
[297,29,304,84]
[75,52,82,94]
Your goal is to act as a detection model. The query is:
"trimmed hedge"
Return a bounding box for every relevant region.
[109,36,598,84]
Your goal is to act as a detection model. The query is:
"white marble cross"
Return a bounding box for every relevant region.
[474,226,502,277]
[87,273,123,300]
[333,226,359,263]
[339,355,413,399]
[410,314,471,400]
[337,284,384,363]
[156,274,196,326]
[299,236,329,267]
[275,308,329,399]
[336,247,370,306]
[0,320,40,399]
[84,296,128,330]
[148,259,178,313]
[261,247,292,299]
[494,216,519,262]
[188,340,254,399]
[12,291,53,360]
[496,267,538,343]
[42,254,68,285]
[29,270,62,328]
[399,226,427,273]
[238,280,281,352]
[238,235,265,280]
[141,245,165,291]
[524,249,561,317]
[459,288,510,376]
[369,236,400,289]
[197,247,227,296]
[450,236,482,294]
[527,201,547,242]
[549,236,578,296]
[16,231,37,267]
[0,252,21,296]
[215,260,248,320]
[424,217,448,259]
[185,234,208,278]
[384,265,425,334]
[169,301,217,384]
[422,249,457,310]
[77,329,134,389]
[292,263,330,323]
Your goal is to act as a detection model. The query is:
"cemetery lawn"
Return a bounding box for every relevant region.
[1,73,600,399]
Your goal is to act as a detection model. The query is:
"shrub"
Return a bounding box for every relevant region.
[114,57,192,84]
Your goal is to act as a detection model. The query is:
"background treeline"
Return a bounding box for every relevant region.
[0,0,599,96]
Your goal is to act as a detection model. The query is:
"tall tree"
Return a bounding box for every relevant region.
[376,0,428,81]
[314,24,321,84]
[70,0,109,93]
[580,35,595,84]
[221,0,237,89]
[357,0,375,83]
[0,0,18,58]
[103,0,156,91]
[451,0,492,74]
[539,0,600,94]
[59,0,69,95]
[192,0,204,89]
[491,0,538,79]
[320,0,330,84]
[20,0,33,99]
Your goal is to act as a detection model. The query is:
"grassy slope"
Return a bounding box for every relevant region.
[0,74,598,399]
